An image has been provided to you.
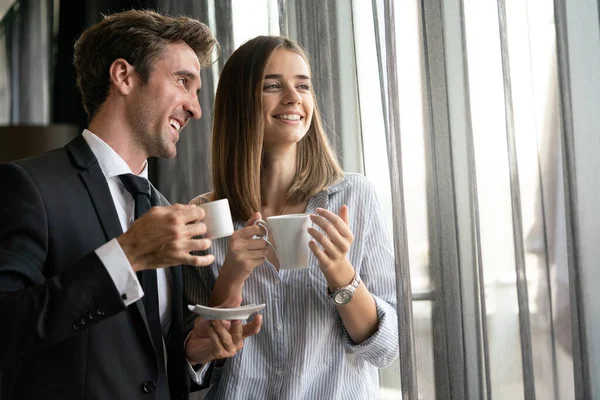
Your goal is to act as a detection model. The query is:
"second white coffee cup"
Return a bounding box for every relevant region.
[254,214,311,270]
[197,198,235,239]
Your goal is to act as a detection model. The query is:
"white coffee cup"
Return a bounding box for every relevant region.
[197,198,234,239]
[254,214,311,270]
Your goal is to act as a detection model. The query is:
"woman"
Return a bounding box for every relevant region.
[184,36,398,399]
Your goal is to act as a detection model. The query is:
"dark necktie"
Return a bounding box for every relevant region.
[119,173,166,372]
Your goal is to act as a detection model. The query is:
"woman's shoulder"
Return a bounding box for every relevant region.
[343,172,373,187]
[323,173,377,202]
[189,192,214,206]
[329,173,376,193]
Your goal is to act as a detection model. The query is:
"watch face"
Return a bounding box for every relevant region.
[334,289,352,305]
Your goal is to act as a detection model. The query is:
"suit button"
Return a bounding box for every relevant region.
[72,323,80,331]
[142,381,156,393]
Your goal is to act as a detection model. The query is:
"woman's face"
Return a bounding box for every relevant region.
[261,48,314,149]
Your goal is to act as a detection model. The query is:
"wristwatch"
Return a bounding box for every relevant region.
[328,272,361,305]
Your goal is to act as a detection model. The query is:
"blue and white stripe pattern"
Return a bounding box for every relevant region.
[184,173,399,399]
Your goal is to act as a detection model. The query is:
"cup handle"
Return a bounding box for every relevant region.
[253,220,276,250]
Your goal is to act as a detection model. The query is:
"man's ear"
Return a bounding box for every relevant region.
[109,58,136,95]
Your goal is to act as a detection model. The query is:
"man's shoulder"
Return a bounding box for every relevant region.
[9,146,72,173]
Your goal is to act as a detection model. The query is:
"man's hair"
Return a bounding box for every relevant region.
[73,9,218,122]
[210,35,343,221]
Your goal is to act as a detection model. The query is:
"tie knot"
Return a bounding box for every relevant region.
[119,173,151,198]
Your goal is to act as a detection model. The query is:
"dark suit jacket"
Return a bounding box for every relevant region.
[0,135,190,400]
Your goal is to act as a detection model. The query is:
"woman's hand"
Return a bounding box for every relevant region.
[308,206,355,273]
[221,212,269,283]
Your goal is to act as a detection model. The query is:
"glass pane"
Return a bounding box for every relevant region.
[464,0,574,398]
[231,0,279,48]
[463,0,525,398]
[355,0,431,398]
[394,0,429,294]
[515,0,574,398]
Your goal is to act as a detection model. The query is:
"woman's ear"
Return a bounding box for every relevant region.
[109,58,136,95]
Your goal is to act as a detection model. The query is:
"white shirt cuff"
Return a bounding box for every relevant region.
[95,238,144,306]
[185,331,211,385]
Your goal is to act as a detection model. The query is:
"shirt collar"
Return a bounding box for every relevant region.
[81,129,148,179]
[324,176,352,195]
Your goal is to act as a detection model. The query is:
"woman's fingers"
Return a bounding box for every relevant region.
[314,207,354,241]
[307,226,338,258]
[309,214,347,251]
[309,240,331,266]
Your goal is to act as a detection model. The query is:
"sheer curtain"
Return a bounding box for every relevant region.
[361,0,581,398]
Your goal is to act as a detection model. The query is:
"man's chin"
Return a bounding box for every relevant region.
[153,144,177,159]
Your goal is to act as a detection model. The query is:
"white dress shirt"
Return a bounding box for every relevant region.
[82,129,172,335]
[83,130,206,383]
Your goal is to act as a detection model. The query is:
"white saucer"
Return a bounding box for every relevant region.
[187,303,266,320]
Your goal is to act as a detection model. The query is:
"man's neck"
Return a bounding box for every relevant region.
[88,113,147,174]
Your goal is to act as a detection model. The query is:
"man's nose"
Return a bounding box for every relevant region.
[185,94,202,119]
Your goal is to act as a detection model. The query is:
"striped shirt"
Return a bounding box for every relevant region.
[184,173,398,399]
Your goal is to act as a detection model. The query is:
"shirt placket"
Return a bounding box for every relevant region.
[272,271,285,398]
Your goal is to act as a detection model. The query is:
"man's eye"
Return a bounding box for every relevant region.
[178,78,187,85]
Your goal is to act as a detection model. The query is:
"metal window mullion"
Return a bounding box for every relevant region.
[420,0,468,399]
[441,0,492,398]
[553,0,589,398]
[495,1,536,398]
[371,0,418,399]
[522,0,560,398]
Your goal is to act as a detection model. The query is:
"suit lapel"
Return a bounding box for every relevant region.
[66,135,155,353]
[67,135,123,241]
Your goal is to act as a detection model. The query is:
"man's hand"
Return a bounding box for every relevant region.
[185,297,262,366]
[117,204,215,271]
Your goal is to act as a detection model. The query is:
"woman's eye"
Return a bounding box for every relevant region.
[299,84,311,90]
[264,83,280,89]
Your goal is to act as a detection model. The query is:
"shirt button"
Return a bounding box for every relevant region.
[276,324,282,330]
[121,293,128,300]
[142,381,156,393]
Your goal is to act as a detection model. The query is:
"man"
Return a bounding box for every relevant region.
[0,9,260,400]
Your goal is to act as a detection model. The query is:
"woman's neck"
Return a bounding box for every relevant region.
[261,147,297,212]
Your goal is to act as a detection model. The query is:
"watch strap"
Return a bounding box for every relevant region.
[327,272,361,299]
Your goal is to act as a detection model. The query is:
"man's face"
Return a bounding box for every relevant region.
[128,42,202,159]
